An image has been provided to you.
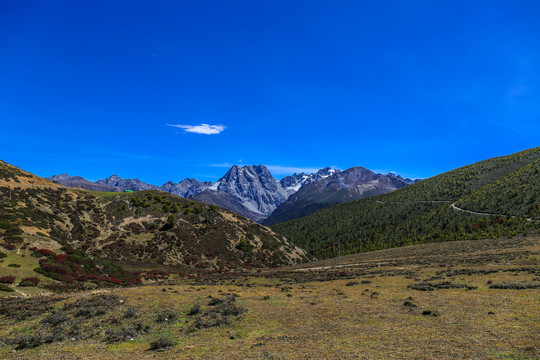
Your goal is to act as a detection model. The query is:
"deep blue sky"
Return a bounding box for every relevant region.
[1,1,539,184]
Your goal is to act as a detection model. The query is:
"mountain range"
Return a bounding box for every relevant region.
[47,165,415,223]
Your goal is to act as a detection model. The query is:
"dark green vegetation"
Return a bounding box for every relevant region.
[272,147,540,259]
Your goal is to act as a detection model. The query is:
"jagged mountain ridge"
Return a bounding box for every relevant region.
[193,165,288,216]
[263,167,411,225]
[48,165,418,222]
[280,167,339,194]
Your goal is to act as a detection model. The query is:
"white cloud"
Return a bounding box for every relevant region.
[167,123,225,135]
[209,163,234,168]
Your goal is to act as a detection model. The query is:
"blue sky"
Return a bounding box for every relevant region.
[1,1,539,184]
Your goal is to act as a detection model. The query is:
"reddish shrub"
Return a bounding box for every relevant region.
[0,276,16,284]
[58,274,75,284]
[41,263,68,275]
[107,277,123,285]
[72,273,88,282]
[36,248,54,256]
[19,277,40,286]
[54,254,70,262]
[2,244,16,250]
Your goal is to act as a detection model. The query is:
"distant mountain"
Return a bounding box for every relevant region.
[387,173,420,185]
[192,165,289,219]
[95,175,159,191]
[47,174,122,192]
[264,167,410,225]
[280,167,339,194]
[272,147,540,260]
[160,178,213,198]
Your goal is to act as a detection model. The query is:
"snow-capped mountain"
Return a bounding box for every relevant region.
[190,165,289,219]
[280,167,339,194]
[263,167,412,225]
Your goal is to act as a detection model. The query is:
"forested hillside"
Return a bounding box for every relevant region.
[272,147,540,259]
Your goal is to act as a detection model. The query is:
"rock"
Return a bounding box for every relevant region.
[403,301,417,308]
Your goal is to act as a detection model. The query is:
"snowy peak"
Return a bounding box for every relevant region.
[207,165,288,216]
[280,167,341,194]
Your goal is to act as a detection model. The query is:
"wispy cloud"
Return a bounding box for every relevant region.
[167,123,225,135]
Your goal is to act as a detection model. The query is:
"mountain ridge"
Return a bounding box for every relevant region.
[47,165,419,222]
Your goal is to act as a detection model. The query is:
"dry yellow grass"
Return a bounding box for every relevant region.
[0,237,538,359]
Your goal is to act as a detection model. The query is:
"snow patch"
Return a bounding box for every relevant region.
[209,181,220,191]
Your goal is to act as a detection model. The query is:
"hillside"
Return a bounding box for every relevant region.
[0,160,307,289]
[271,147,540,259]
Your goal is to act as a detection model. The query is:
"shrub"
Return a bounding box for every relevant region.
[8,263,21,268]
[0,284,14,292]
[0,276,16,284]
[149,337,173,351]
[236,236,253,252]
[19,277,40,286]
[156,309,177,323]
[0,252,6,259]
[2,244,16,250]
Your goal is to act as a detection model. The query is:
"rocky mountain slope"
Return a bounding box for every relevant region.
[272,147,540,259]
[280,167,339,194]
[264,167,411,225]
[190,165,289,221]
[1,160,308,286]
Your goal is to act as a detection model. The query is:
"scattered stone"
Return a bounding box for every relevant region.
[403,301,417,308]
[421,310,439,317]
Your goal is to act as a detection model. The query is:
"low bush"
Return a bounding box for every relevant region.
[19,277,40,287]
[489,282,540,290]
[149,337,173,351]
[0,284,14,292]
[0,276,16,284]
